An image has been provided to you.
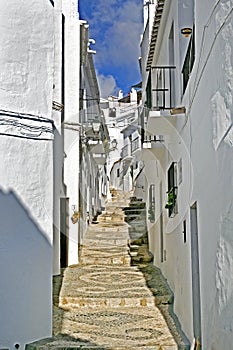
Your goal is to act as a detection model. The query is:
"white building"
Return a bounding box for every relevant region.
[79,21,109,242]
[101,89,143,193]
[0,1,55,348]
[53,1,109,268]
[0,1,108,348]
[61,0,81,267]
[139,0,233,348]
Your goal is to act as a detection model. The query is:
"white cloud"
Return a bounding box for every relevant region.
[85,0,143,68]
[80,0,143,94]
[97,72,118,98]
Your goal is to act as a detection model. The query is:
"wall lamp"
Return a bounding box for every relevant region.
[181,28,192,37]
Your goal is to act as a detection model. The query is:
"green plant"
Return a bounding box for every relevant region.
[71,210,80,224]
[165,188,177,210]
[148,204,155,222]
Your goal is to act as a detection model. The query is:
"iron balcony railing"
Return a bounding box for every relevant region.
[121,144,129,159]
[149,66,176,110]
[131,136,140,153]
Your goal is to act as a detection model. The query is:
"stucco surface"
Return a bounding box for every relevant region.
[0,1,54,348]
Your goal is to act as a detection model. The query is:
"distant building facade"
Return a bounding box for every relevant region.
[79,21,109,243]
[101,89,143,194]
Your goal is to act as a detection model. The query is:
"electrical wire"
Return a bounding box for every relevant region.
[0,109,54,123]
[0,110,54,140]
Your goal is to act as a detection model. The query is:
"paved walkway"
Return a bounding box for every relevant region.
[56,191,177,349]
[28,191,189,349]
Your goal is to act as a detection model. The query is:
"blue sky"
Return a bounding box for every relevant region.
[79,0,143,98]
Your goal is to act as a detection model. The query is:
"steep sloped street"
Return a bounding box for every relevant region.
[28,191,189,350]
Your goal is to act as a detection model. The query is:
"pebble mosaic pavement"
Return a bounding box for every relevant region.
[27,191,189,350]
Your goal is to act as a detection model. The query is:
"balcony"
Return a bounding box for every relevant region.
[145,66,186,135]
[150,66,176,110]
[140,137,165,163]
[131,136,140,154]
[88,140,105,154]
[93,153,106,165]
[147,110,180,135]
[121,144,129,159]
[84,123,102,141]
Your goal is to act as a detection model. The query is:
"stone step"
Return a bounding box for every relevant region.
[80,230,131,265]
[27,343,177,350]
[81,246,130,256]
[83,231,130,240]
[59,295,156,309]
[58,265,161,310]
[80,255,131,266]
[51,306,178,350]
[128,202,146,208]
[98,216,125,223]
[124,210,146,217]
[124,207,146,213]
[82,238,129,246]
[87,225,129,233]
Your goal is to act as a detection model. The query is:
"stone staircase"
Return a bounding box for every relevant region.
[26,190,190,350]
[123,196,153,265]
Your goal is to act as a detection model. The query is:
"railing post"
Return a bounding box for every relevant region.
[163,68,165,109]
[169,67,172,109]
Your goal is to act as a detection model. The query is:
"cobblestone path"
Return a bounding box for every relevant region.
[55,191,177,350]
[27,191,189,349]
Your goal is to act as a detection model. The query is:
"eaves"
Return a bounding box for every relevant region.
[146,0,166,71]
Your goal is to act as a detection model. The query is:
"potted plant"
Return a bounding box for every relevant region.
[71,210,80,224]
[165,188,177,211]
[148,203,155,222]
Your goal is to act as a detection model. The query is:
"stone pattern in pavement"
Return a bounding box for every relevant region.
[53,191,177,349]
[27,190,189,350]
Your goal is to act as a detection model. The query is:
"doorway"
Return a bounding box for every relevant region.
[60,197,69,268]
[159,182,164,262]
[169,22,175,107]
[190,202,202,347]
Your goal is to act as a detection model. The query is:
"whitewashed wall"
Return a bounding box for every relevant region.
[141,0,233,348]
[53,0,63,275]
[0,137,53,350]
[186,2,233,347]
[62,0,80,266]
[0,0,54,348]
[0,0,54,117]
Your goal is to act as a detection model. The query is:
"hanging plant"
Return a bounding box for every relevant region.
[165,188,177,210]
[71,211,80,224]
[148,204,155,222]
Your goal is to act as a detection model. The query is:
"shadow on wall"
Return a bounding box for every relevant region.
[0,190,53,349]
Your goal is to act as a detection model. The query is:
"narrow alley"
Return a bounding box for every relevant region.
[27,190,188,350]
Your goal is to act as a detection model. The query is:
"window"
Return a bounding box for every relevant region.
[178,157,183,185]
[182,30,195,93]
[165,162,178,217]
[146,73,152,109]
[148,184,155,222]
[169,23,175,107]
[183,220,187,243]
[109,108,116,118]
